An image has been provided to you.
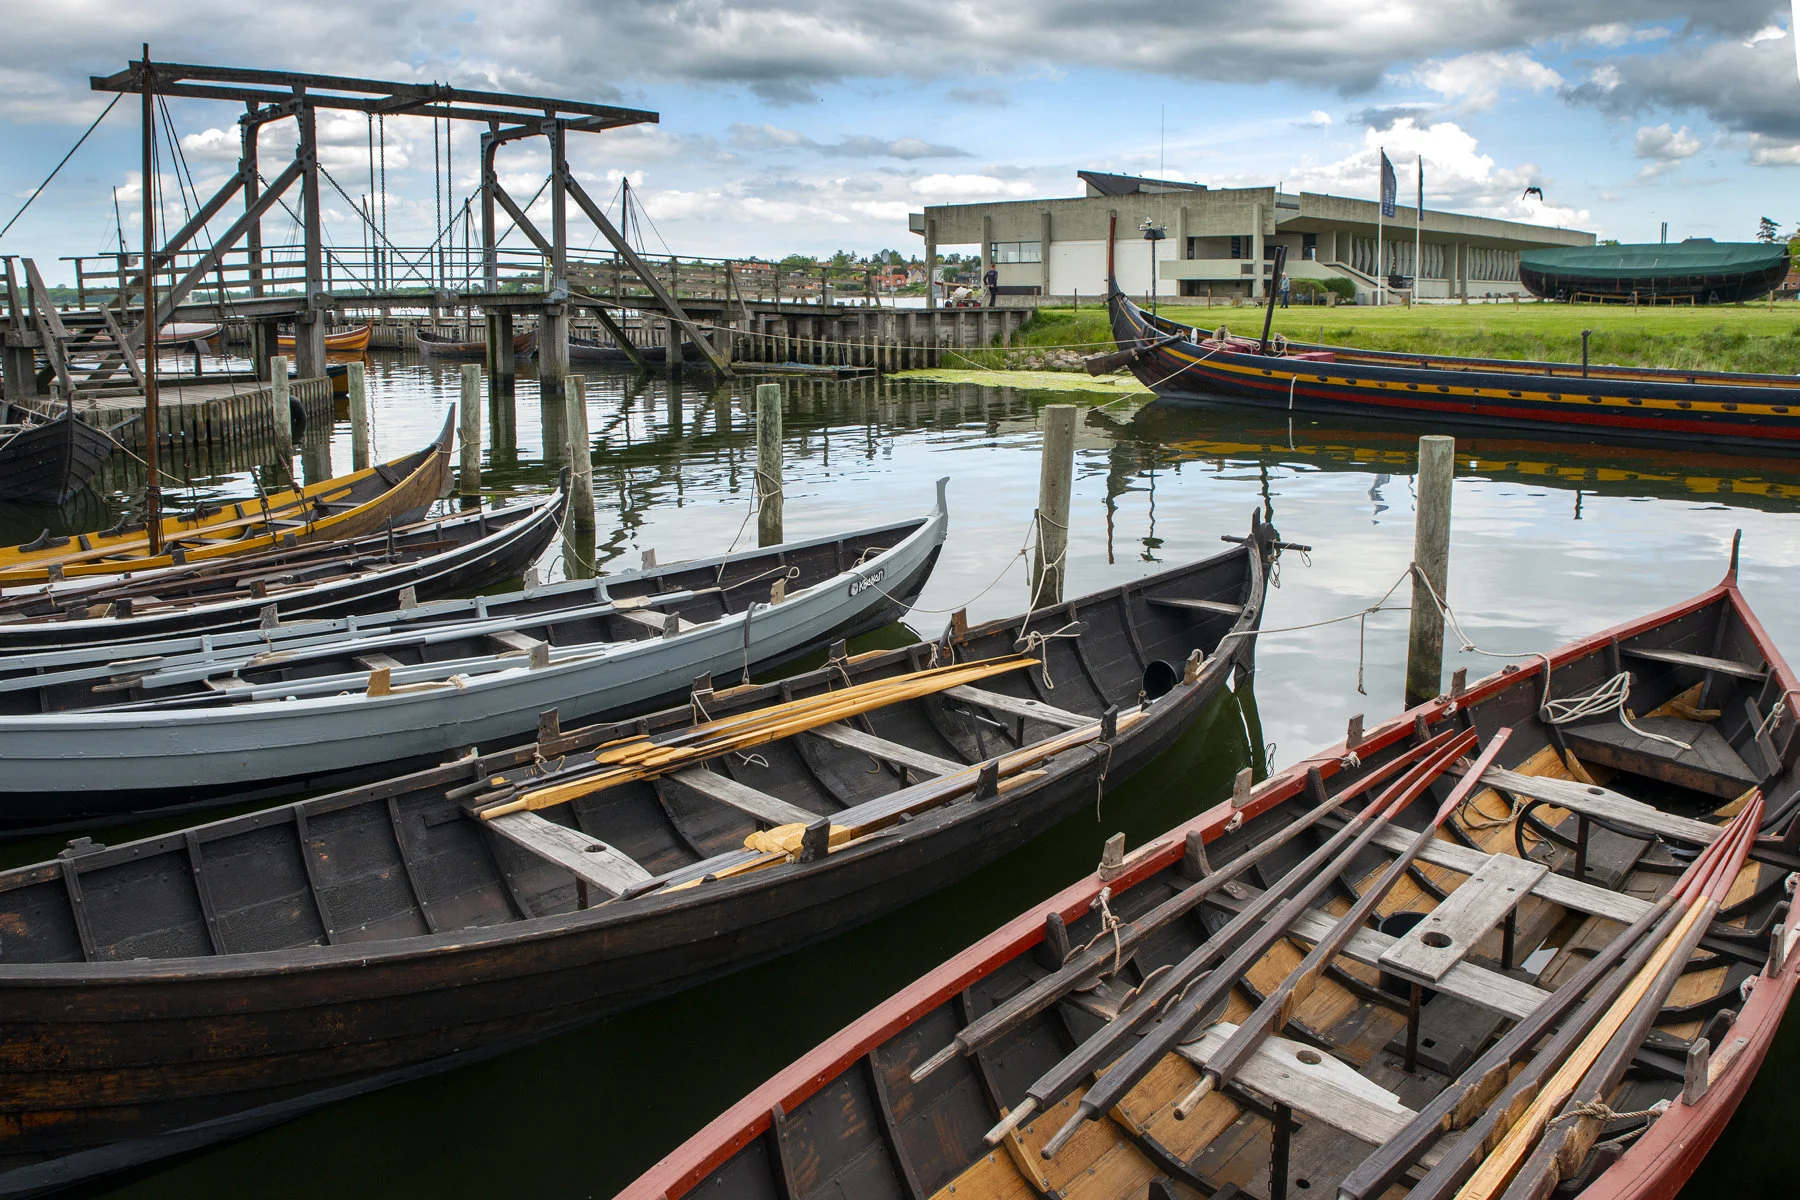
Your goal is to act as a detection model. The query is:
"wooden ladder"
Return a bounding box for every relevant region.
[19,258,148,407]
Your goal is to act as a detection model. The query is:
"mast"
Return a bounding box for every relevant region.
[140,44,163,555]
[622,176,631,250]
[1415,155,1423,302]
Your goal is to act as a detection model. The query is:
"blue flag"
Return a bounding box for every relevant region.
[1380,150,1397,219]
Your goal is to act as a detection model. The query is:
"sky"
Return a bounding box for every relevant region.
[4,1,1800,282]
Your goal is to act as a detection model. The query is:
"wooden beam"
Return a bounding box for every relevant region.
[1482,766,1724,844]
[1377,853,1547,982]
[584,303,651,372]
[809,722,962,776]
[670,767,820,828]
[1365,825,1649,925]
[1623,646,1767,681]
[1146,596,1245,618]
[484,811,652,897]
[943,684,1089,729]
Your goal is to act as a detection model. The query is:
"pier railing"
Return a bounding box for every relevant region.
[54,245,905,314]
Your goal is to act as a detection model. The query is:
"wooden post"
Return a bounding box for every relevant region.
[459,363,481,498]
[755,382,783,547]
[270,355,290,445]
[1032,404,1077,605]
[565,373,594,531]
[1404,434,1455,708]
[346,360,371,471]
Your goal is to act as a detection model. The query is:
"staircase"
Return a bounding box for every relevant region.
[16,258,148,408]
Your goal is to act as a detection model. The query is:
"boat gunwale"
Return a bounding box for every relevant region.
[0,535,1261,985]
[618,567,1792,1200]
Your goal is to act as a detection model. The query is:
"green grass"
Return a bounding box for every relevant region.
[973,299,1800,375]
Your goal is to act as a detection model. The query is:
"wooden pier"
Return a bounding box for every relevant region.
[15,374,332,457]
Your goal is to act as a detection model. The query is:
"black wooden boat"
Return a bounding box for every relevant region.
[0,405,117,505]
[624,546,1800,1200]
[569,336,701,365]
[413,328,536,358]
[1107,288,1800,450]
[0,516,1283,1195]
[0,484,566,654]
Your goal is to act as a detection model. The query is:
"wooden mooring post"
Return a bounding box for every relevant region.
[1404,434,1455,708]
[459,364,482,498]
[1032,404,1077,605]
[565,374,594,531]
[269,356,290,447]
[346,360,371,471]
[755,382,783,547]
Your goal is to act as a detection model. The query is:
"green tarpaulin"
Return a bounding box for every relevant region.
[1520,241,1788,282]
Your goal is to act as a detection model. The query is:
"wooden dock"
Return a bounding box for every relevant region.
[17,375,333,460]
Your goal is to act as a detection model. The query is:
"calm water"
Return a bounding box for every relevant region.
[17,354,1800,1198]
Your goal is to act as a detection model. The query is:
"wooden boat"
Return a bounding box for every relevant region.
[624,545,1799,1200]
[569,336,701,365]
[414,328,536,358]
[0,410,453,587]
[1107,287,1800,449]
[0,517,1282,1194]
[0,485,565,654]
[0,482,953,823]
[0,404,118,504]
[277,324,373,354]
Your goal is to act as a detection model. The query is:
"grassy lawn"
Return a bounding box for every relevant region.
[987,299,1800,374]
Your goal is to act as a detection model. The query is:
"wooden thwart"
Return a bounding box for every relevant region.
[1146,596,1245,618]
[808,722,961,776]
[1481,766,1723,844]
[669,767,820,828]
[1622,645,1766,681]
[943,684,1089,729]
[484,811,652,897]
[1368,825,1649,925]
[1378,853,1547,983]
[1560,719,1761,801]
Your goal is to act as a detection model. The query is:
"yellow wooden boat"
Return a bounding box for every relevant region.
[277,324,374,354]
[0,410,453,586]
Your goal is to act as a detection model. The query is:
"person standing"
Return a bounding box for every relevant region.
[1278,271,1291,309]
[983,264,999,307]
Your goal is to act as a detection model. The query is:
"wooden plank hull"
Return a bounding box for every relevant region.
[0,411,454,586]
[0,484,952,818]
[0,526,1276,1194]
[0,488,565,654]
[1109,291,1800,450]
[0,411,115,505]
[620,567,1800,1200]
[413,330,536,358]
[277,325,372,354]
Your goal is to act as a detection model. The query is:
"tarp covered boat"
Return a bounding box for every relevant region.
[0,405,118,504]
[1520,241,1790,304]
[623,546,1799,1200]
[0,516,1283,1195]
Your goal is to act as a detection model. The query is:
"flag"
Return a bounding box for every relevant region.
[1380,150,1397,219]
[1417,155,1424,215]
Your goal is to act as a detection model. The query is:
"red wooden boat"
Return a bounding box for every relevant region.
[623,544,1800,1200]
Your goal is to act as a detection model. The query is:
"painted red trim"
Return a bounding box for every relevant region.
[622,582,1759,1200]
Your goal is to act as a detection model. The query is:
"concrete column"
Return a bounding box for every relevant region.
[1039,210,1052,300]
[1326,230,1339,265]
[539,304,569,399]
[924,217,938,310]
[1251,203,1266,299]
[1176,205,1190,259]
[980,214,994,303]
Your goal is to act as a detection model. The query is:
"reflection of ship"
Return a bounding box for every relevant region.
[1093,401,1800,515]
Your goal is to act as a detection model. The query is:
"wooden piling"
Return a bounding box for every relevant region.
[755,382,783,547]
[270,356,290,445]
[565,374,595,531]
[1032,404,1077,605]
[459,363,482,498]
[346,360,371,471]
[1404,434,1455,708]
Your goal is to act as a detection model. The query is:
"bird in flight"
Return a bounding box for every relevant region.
[1521,186,1545,201]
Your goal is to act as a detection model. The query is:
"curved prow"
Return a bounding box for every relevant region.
[1727,528,1742,584]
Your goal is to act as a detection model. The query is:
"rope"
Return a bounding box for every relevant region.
[1072,886,1125,974]
[0,94,123,241]
[1549,1098,1669,1127]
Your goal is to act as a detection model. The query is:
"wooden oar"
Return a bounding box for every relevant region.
[1172,728,1514,1120]
[1498,795,1764,1200]
[1337,789,1750,1199]
[910,732,1459,1085]
[1457,796,1761,1200]
[992,726,1473,1151]
[476,656,1039,819]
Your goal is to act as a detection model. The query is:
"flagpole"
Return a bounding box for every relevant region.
[1416,155,1423,303]
[1376,146,1385,306]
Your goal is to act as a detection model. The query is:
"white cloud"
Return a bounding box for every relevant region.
[1745,23,1787,45]
[911,173,1037,199]
[1633,123,1701,160]
[1580,23,1670,47]
[1414,51,1563,111]
[1300,110,1333,128]
[1749,133,1800,165]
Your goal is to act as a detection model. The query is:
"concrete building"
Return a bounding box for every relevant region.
[908,170,1595,305]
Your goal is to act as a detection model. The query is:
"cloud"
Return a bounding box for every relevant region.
[730,123,967,158]
[911,173,1038,199]
[1633,123,1701,160]
[1413,51,1563,111]
[949,87,1007,106]
[1297,109,1333,128]
[1561,27,1800,142]
[1350,103,1440,128]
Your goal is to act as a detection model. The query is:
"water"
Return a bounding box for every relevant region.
[22,354,1800,1198]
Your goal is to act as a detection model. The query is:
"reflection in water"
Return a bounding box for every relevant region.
[11,353,1799,1200]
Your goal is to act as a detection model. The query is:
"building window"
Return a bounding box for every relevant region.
[1185,236,1200,260]
[1230,235,1244,259]
[1302,233,1318,260]
[989,241,1042,264]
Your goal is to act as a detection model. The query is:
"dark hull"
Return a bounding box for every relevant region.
[1520,261,1788,303]
[0,412,114,505]
[568,339,700,365]
[0,490,565,654]
[1109,291,1800,450]
[413,330,536,358]
[0,530,1275,1194]
[623,570,1800,1200]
